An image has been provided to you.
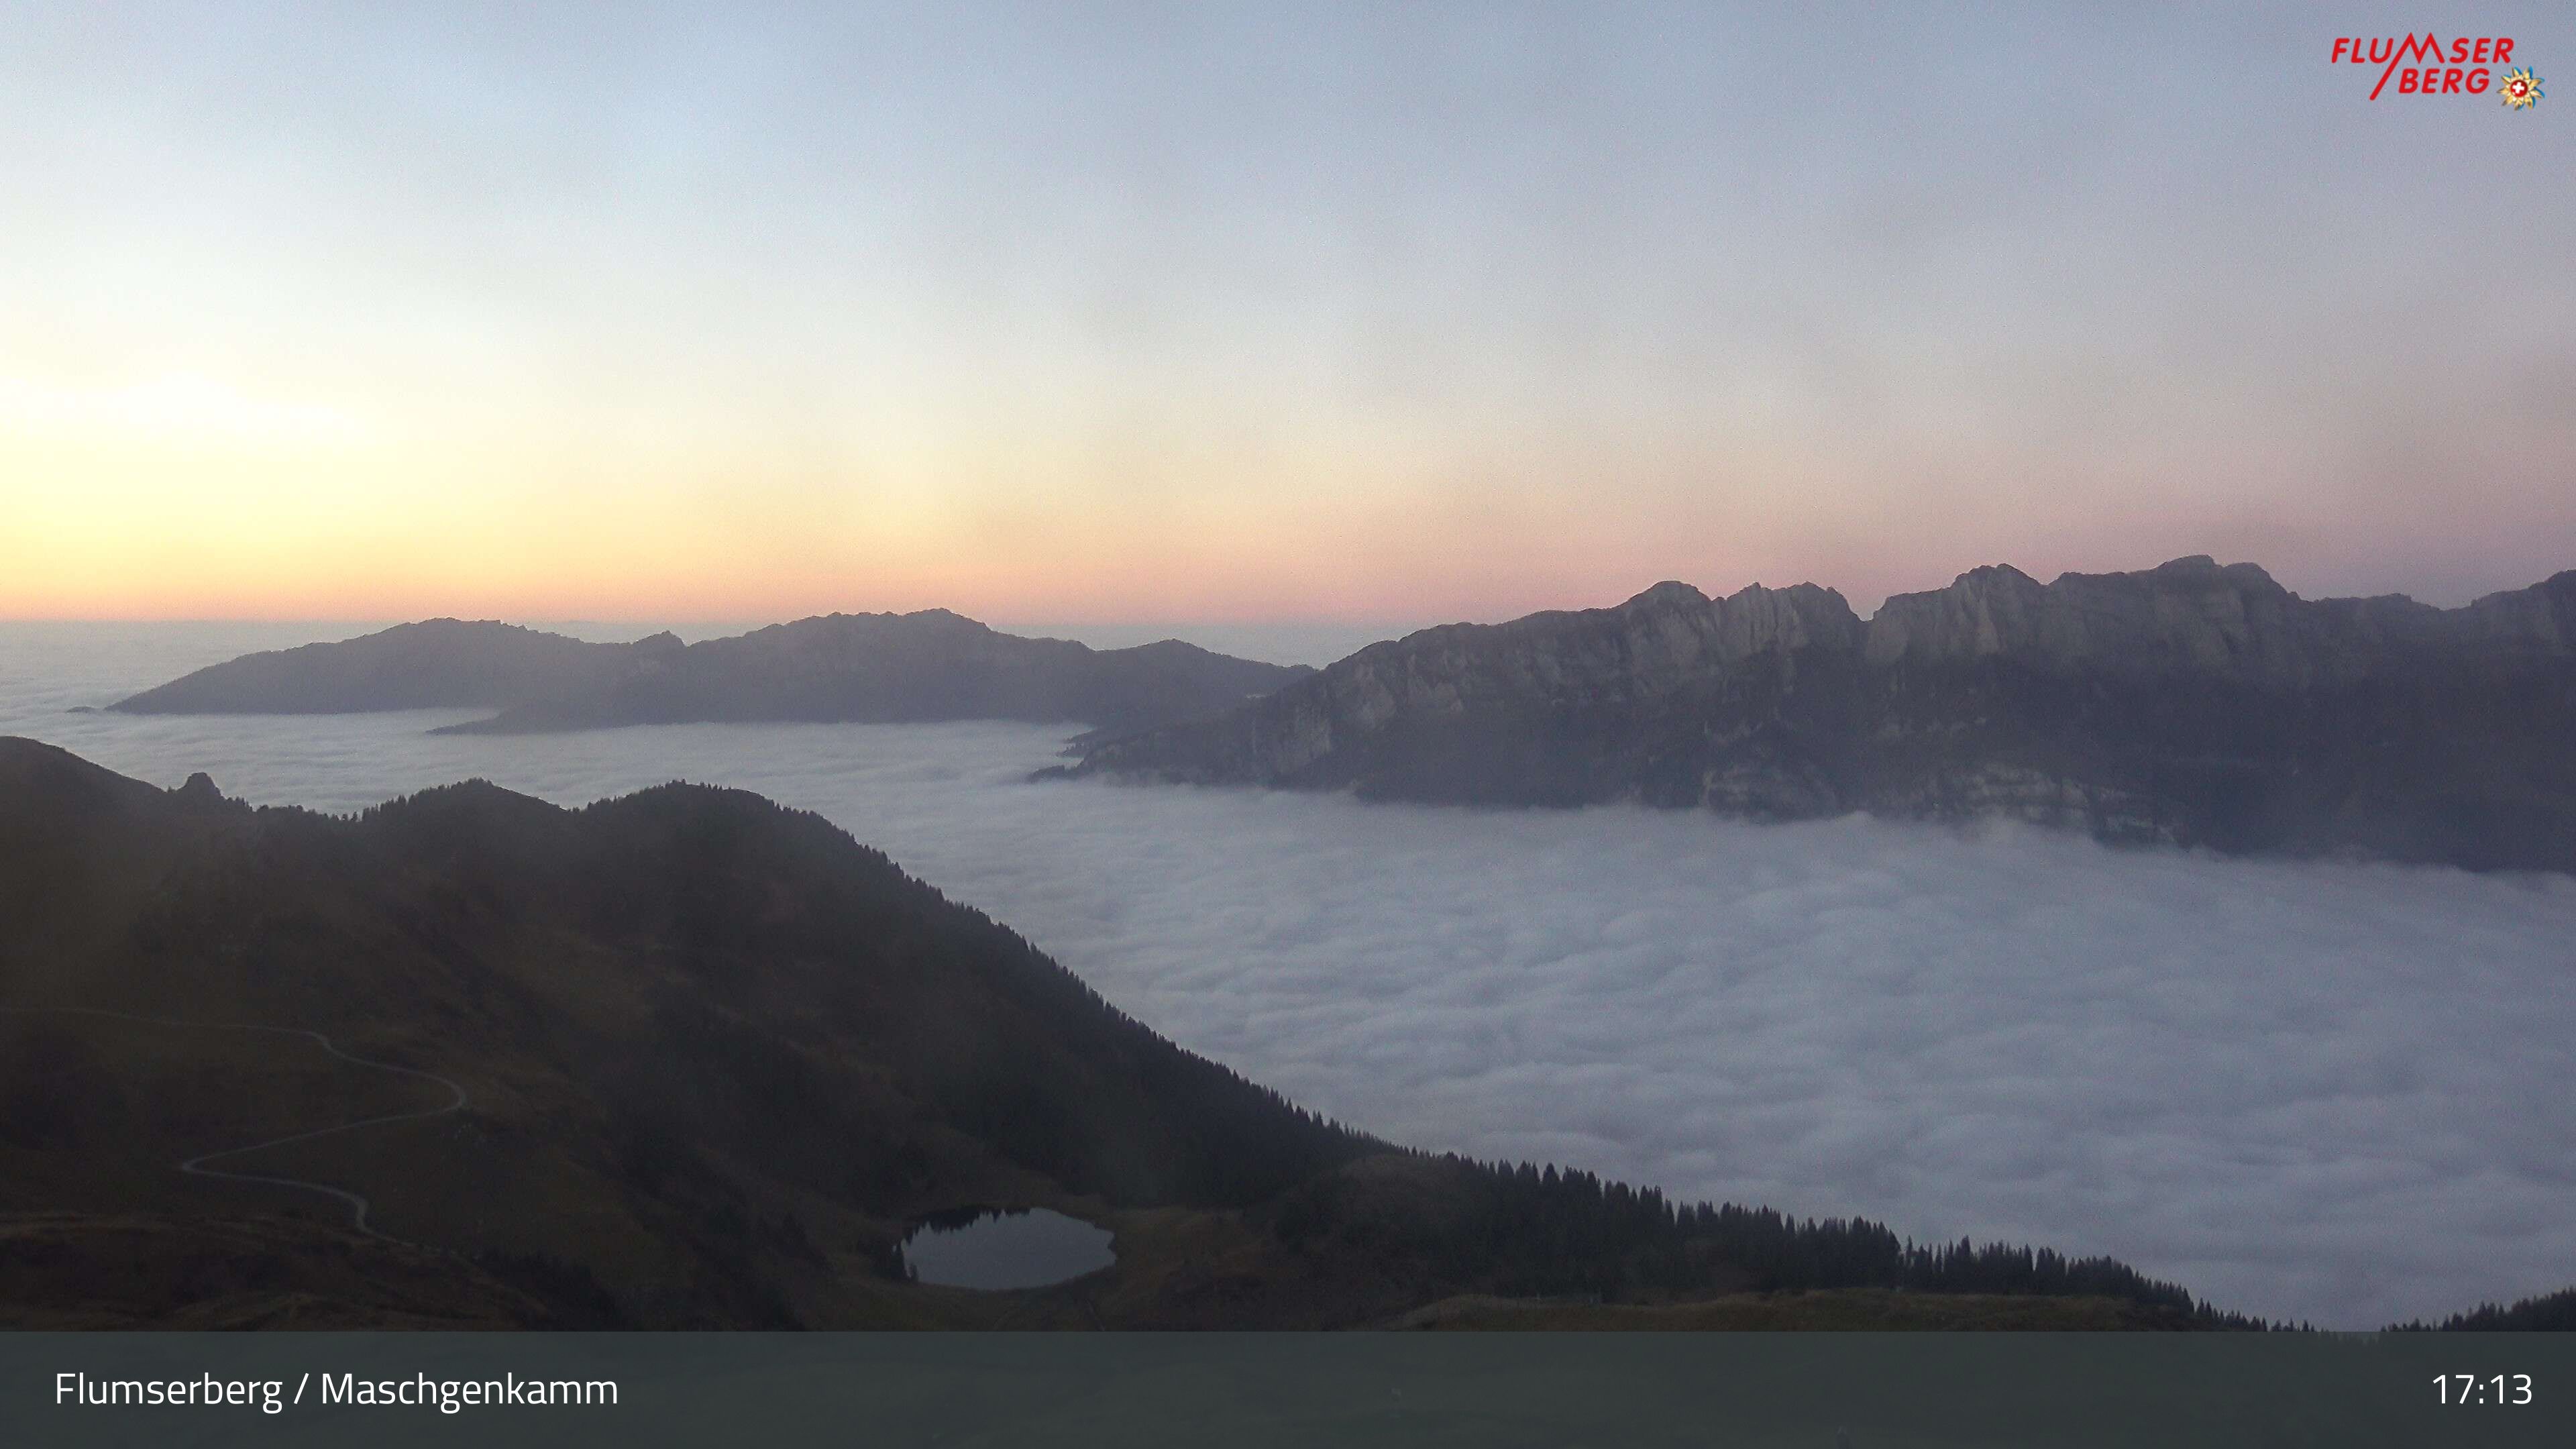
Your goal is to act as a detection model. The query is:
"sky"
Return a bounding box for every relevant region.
[3,2,2570,624]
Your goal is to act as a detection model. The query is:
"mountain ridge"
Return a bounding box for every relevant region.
[1057,557,2576,873]
[108,619,686,715]
[107,610,1313,737]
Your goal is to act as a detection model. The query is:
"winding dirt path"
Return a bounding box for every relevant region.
[0,1005,468,1244]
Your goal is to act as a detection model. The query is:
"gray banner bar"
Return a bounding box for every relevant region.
[5,1332,2570,1446]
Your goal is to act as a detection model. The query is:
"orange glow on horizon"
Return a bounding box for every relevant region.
[7,7,2575,633]
[1,372,1870,625]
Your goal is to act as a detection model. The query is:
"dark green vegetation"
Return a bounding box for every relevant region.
[1063,557,2576,873]
[0,737,2489,1329]
[2398,1287,2576,1332]
[108,610,1311,739]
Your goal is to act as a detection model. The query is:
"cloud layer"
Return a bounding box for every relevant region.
[10,623,2576,1328]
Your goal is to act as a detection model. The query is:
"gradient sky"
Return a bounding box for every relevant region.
[4,2,2569,623]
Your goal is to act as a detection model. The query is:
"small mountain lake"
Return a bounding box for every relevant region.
[898,1208,1116,1290]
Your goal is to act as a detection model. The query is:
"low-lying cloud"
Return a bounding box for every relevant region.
[11,623,2576,1329]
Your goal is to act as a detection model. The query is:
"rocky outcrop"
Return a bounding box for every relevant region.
[1858,555,2569,682]
[1183,580,1860,780]
[1059,559,2576,873]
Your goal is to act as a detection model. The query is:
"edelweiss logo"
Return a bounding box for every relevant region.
[2328,34,2538,105]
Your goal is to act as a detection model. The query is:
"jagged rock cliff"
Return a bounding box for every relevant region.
[1059,559,2576,872]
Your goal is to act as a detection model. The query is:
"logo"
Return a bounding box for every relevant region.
[2328,34,2537,105]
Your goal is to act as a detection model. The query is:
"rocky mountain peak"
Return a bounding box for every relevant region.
[1619,580,1711,611]
[2129,555,2288,594]
[1060,556,2576,871]
[899,608,986,629]
[168,769,248,817]
[1863,564,2044,665]
[1709,582,1864,657]
[1864,558,2318,676]
[1954,562,2046,590]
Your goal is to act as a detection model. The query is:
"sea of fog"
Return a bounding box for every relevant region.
[5,621,2573,1330]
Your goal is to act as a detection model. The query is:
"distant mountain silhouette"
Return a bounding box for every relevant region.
[1058,557,2576,873]
[109,619,684,714]
[2,738,2255,1329]
[435,610,1311,737]
[109,612,1313,737]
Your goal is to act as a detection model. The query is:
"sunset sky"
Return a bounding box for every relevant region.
[4,2,2569,624]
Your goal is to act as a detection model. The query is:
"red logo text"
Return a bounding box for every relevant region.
[2330,34,2516,99]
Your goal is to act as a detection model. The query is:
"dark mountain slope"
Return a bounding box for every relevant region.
[1,733,1368,1195]
[1060,559,2576,873]
[1,738,2259,1329]
[109,619,683,714]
